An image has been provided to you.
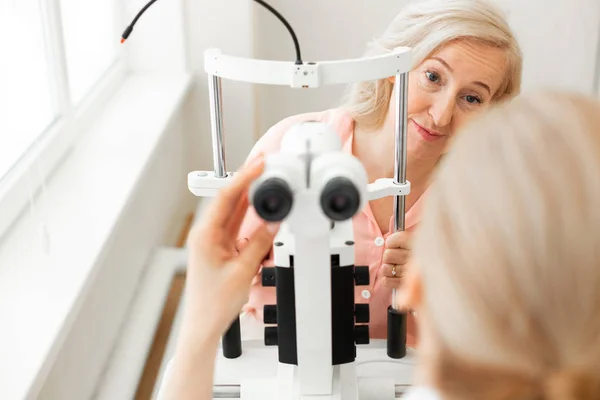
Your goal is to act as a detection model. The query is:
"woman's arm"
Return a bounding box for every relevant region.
[162,325,220,400]
[160,158,279,400]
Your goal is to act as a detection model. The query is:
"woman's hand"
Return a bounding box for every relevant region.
[381,231,411,290]
[184,158,280,340]
[165,158,278,400]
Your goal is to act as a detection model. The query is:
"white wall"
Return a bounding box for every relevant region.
[122,0,188,73]
[506,0,600,94]
[249,0,600,139]
[185,0,257,171]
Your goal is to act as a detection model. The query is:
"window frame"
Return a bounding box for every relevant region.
[0,0,127,240]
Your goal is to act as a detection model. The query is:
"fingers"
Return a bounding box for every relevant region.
[236,223,280,281]
[381,263,404,290]
[205,157,265,234]
[381,263,405,278]
[382,248,410,266]
[226,192,250,239]
[186,159,264,258]
[385,231,411,250]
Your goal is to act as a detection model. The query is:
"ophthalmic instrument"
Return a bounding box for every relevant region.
[122,1,417,398]
[185,46,416,399]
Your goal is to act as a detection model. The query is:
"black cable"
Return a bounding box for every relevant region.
[120,0,303,64]
[252,0,302,64]
[120,0,159,43]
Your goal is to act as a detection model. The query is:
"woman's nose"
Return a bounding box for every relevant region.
[430,94,455,127]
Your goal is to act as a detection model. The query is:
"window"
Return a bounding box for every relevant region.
[0,0,123,238]
[59,0,118,103]
[0,1,56,182]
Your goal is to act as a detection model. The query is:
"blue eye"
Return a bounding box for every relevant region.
[425,71,440,83]
[465,95,481,104]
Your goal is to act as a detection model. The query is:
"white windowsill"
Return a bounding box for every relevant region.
[0,72,192,400]
[93,200,211,400]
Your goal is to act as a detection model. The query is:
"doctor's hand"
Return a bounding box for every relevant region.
[381,231,411,290]
[184,158,280,339]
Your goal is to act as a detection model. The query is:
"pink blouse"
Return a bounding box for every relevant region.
[238,108,424,347]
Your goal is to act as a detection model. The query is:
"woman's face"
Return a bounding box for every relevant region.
[404,40,509,158]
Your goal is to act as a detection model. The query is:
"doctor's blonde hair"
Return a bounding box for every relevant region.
[413,91,600,399]
[343,0,522,130]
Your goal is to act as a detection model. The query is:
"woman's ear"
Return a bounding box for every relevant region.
[395,260,423,311]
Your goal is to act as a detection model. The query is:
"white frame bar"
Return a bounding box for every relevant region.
[204,47,412,88]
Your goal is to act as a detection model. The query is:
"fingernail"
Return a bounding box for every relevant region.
[267,223,280,234]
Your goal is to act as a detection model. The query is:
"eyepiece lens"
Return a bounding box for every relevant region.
[253,178,293,222]
[320,177,360,221]
[330,195,348,213]
[263,196,281,213]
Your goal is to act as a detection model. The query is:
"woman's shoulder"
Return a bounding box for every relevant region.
[266,108,352,137]
[248,108,354,158]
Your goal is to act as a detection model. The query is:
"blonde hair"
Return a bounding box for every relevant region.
[342,0,523,130]
[413,91,600,399]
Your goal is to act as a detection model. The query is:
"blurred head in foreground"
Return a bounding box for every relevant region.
[402,91,600,400]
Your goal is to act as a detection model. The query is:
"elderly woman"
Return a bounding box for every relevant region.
[237,0,523,346]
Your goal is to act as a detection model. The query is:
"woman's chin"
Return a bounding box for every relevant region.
[408,134,448,158]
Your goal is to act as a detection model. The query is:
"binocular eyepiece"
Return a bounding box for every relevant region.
[249,121,368,224]
[252,177,294,222]
[320,177,361,222]
[252,175,362,223]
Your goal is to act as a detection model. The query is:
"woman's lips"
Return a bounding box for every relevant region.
[412,120,445,142]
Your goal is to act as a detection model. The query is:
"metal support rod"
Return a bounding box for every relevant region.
[208,74,227,178]
[392,72,409,307]
[387,72,409,360]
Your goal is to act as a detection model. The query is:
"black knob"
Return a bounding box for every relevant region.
[355,303,370,323]
[387,306,407,359]
[264,326,278,346]
[354,266,369,286]
[222,316,242,358]
[355,324,370,345]
[262,267,276,287]
[264,305,277,324]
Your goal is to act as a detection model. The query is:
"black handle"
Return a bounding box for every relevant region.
[262,267,276,287]
[264,304,278,324]
[386,305,407,359]
[264,326,279,346]
[355,324,370,345]
[354,266,370,286]
[222,316,242,359]
[355,303,370,323]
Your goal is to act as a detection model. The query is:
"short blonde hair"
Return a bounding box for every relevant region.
[342,0,523,130]
[413,91,600,399]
